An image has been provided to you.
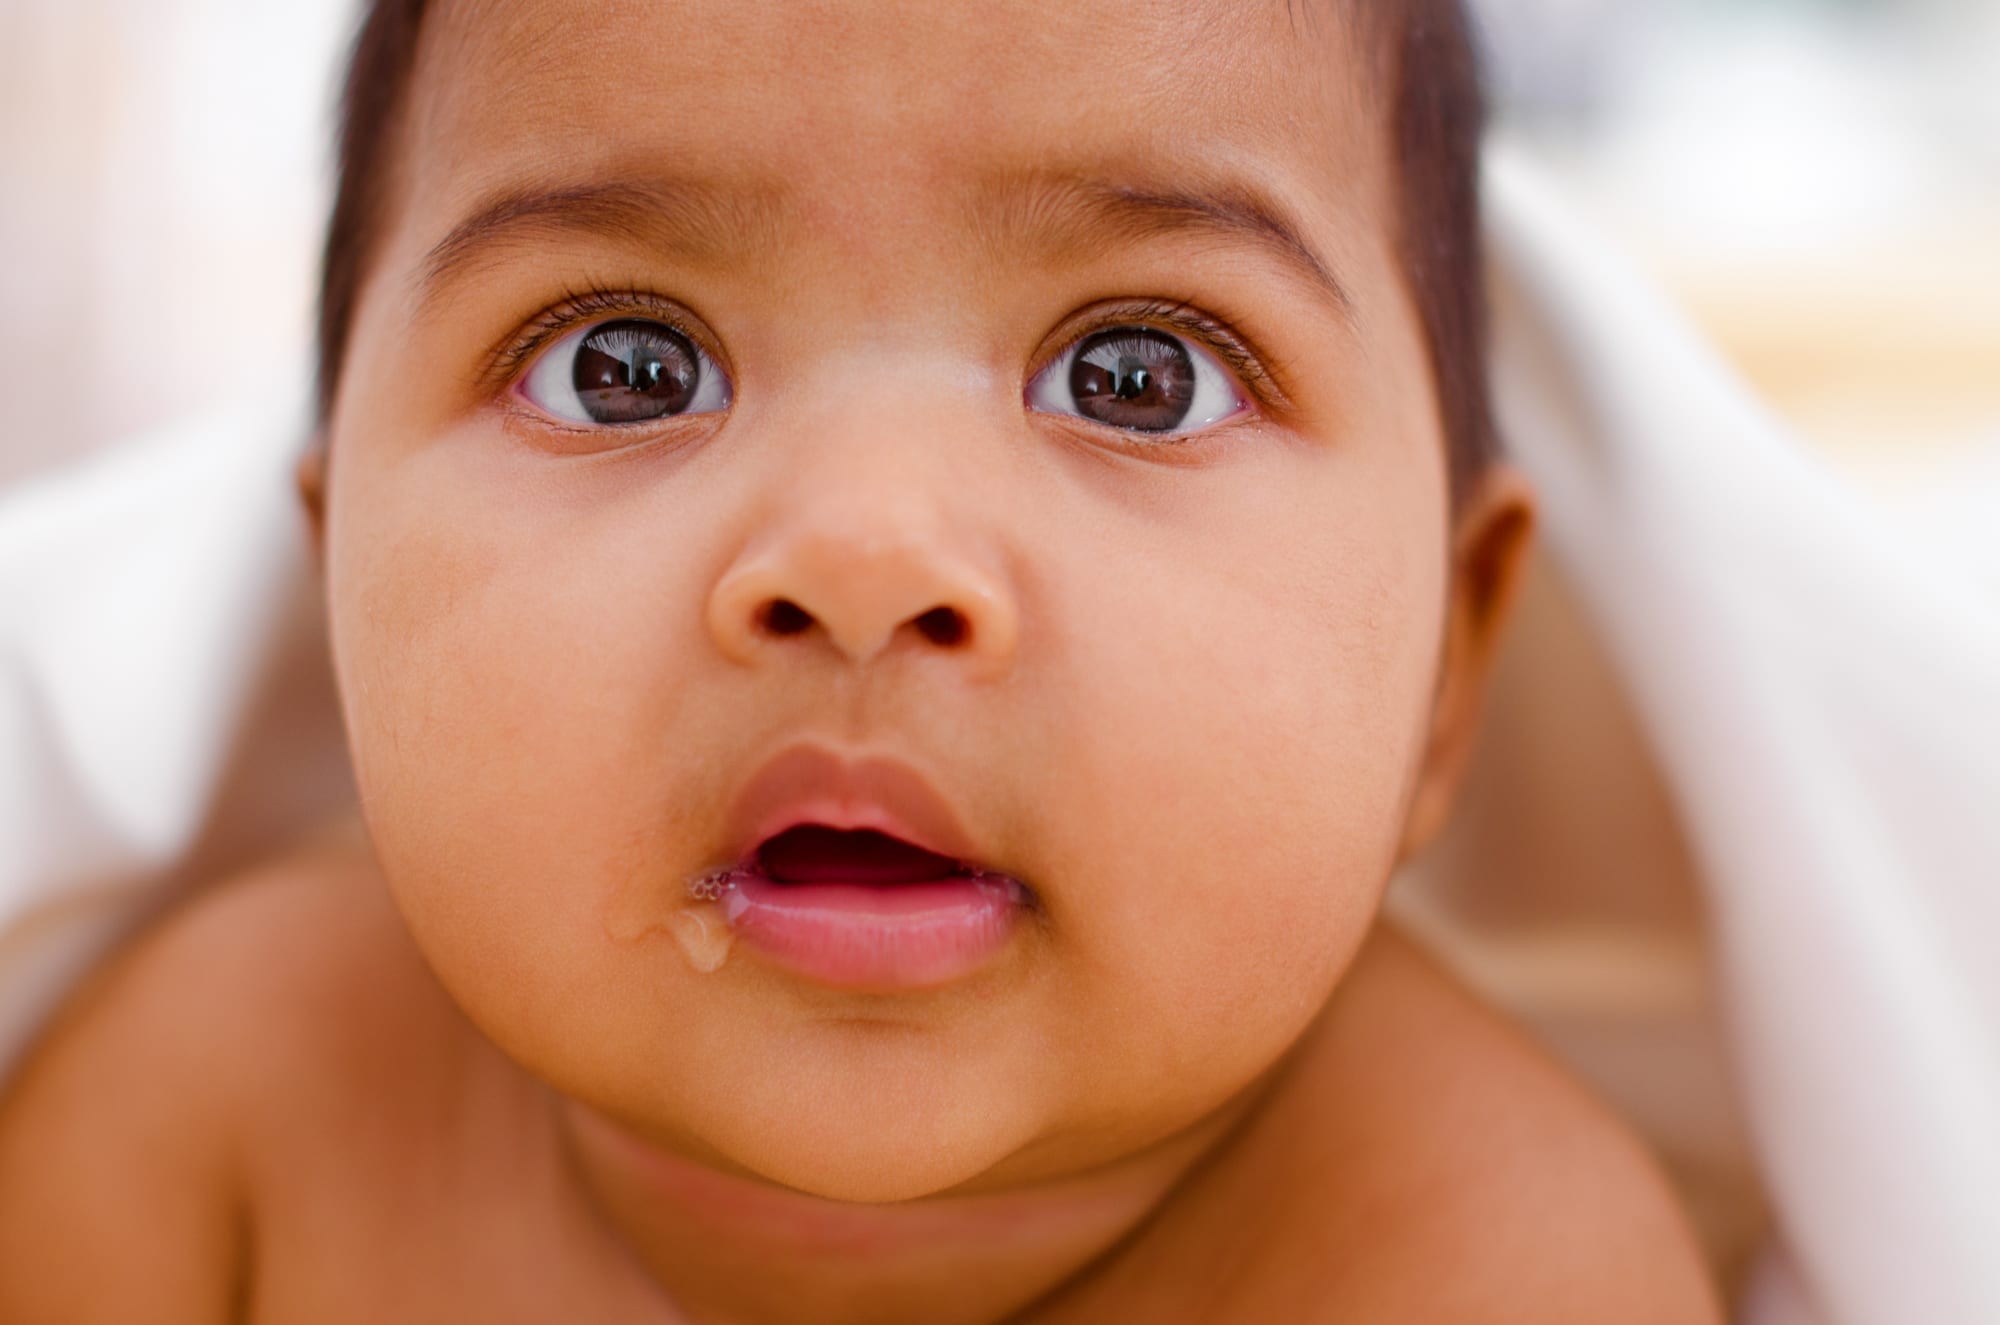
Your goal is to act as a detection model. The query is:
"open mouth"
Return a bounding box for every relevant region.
[752,825,980,886]
[693,825,1036,989]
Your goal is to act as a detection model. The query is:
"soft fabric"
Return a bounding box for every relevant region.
[1478,146,2000,1324]
[1,145,1994,1324]
[0,388,351,1068]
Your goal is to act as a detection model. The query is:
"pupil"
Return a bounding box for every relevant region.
[573,320,699,424]
[1068,329,1195,433]
[1115,360,1151,401]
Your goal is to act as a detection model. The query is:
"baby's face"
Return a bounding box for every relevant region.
[321,0,1510,1201]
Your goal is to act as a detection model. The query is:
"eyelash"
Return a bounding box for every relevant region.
[487,284,1284,415]
[487,282,706,388]
[1040,298,1279,409]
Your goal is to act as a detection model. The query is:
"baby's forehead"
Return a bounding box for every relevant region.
[403,0,1395,245]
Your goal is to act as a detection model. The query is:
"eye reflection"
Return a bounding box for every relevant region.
[1028,325,1246,437]
[520,318,731,425]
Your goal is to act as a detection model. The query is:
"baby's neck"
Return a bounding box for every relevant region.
[556,1085,1277,1325]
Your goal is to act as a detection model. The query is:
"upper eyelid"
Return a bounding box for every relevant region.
[483,288,724,390]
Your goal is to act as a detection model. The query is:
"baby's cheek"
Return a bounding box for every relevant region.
[328,487,703,1032]
[1080,700,1411,1090]
[1042,511,1442,1107]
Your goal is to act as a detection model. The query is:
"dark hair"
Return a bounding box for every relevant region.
[317,0,1496,501]
[1385,0,1497,504]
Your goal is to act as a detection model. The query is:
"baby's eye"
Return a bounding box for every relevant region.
[519,318,731,425]
[1026,326,1247,437]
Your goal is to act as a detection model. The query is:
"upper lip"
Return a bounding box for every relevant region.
[724,743,986,870]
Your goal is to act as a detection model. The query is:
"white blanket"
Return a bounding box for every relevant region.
[2,146,1995,1324]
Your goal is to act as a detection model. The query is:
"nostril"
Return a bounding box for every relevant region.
[761,599,813,637]
[751,600,971,650]
[915,607,968,647]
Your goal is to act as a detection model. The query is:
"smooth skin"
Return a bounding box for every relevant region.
[0,1,1722,1320]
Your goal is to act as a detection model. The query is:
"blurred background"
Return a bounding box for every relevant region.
[0,0,1994,492]
[0,0,1993,1300]
[1480,0,2000,502]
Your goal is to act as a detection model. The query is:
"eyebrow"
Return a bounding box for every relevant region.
[973,172,1356,322]
[413,177,789,314]
[413,169,1354,323]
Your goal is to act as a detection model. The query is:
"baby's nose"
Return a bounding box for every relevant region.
[705,500,1020,682]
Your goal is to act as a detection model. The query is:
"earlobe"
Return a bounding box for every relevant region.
[1397,466,1538,863]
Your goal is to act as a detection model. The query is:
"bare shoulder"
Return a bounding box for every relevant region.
[0,815,460,1322]
[1206,922,1726,1323]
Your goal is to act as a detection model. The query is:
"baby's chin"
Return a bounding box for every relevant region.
[705,1118,1027,1206]
[540,1018,1073,1205]
[573,1074,1054,1206]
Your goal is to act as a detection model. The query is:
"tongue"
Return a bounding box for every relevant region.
[755,826,964,885]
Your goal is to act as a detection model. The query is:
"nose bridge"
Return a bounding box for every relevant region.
[706,366,1021,680]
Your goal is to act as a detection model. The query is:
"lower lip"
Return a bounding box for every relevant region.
[719,869,1031,990]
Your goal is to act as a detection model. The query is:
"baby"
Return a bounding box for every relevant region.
[0,1,1724,1320]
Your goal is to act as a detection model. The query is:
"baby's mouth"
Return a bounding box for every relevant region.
[754,824,974,885]
[687,825,1037,989]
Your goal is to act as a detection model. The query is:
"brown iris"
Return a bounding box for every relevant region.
[572,320,701,423]
[1067,328,1196,432]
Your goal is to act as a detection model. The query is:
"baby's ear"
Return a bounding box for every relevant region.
[296,440,329,555]
[1398,467,1537,862]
